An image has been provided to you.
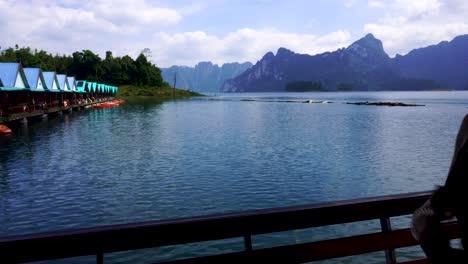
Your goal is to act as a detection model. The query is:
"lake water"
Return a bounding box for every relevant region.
[1,91,467,263]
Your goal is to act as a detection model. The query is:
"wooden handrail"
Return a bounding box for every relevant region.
[0,191,454,263]
[158,222,459,264]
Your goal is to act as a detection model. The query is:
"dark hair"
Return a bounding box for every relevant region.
[433,114,468,251]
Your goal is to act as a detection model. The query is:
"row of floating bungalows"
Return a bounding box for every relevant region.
[0,62,118,121]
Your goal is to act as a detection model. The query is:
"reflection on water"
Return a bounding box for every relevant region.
[1,92,467,263]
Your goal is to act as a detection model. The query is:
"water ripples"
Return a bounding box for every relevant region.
[1,91,468,263]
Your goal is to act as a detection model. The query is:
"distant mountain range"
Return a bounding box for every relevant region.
[221,34,468,92]
[161,61,252,93]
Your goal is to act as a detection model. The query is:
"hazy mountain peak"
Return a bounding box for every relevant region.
[365,33,376,39]
[221,33,468,92]
[451,34,468,44]
[348,33,385,51]
[196,61,215,67]
[262,51,275,60]
[162,61,252,93]
[346,33,388,60]
[276,47,294,57]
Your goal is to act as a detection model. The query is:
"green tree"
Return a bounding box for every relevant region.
[0,45,166,88]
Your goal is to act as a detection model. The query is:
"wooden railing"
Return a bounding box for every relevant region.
[0,191,460,264]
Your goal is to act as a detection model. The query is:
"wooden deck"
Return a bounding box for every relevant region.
[1,101,109,122]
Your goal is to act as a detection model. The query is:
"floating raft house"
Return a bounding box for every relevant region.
[0,62,118,122]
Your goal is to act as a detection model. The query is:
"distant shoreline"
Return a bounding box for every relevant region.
[219,89,463,93]
[117,85,203,100]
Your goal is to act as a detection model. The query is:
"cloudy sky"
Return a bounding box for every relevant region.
[1,0,468,67]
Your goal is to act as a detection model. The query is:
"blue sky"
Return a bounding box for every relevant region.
[166,0,383,35]
[1,0,467,67]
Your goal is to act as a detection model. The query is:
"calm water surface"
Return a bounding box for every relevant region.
[1,91,467,263]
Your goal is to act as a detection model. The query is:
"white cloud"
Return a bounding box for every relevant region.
[344,0,356,8]
[151,29,352,67]
[368,0,385,8]
[88,0,181,31]
[364,0,468,56]
[4,0,466,68]
[0,0,352,67]
[0,0,182,55]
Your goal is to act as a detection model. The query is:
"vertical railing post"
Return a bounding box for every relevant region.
[380,217,396,264]
[96,252,104,264]
[243,234,253,252]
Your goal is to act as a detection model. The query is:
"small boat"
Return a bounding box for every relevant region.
[108,102,120,106]
[92,100,123,109]
[0,124,12,134]
[92,103,108,109]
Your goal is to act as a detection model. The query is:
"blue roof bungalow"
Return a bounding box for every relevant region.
[56,74,73,108]
[67,77,76,92]
[41,72,62,107]
[65,76,80,105]
[86,82,97,93]
[75,80,87,93]
[56,74,70,92]
[1,62,117,118]
[23,68,49,106]
[23,68,47,92]
[42,72,60,92]
[0,62,30,91]
[0,63,34,114]
[85,82,92,93]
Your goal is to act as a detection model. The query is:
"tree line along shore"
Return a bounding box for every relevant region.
[0,46,202,99]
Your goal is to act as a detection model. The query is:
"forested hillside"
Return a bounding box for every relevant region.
[0,46,166,87]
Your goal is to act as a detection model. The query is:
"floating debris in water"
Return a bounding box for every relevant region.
[304,100,330,104]
[208,98,425,107]
[346,101,425,107]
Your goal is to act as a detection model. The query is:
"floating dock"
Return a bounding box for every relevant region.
[0,62,118,123]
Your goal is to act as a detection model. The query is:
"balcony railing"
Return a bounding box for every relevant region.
[0,191,460,264]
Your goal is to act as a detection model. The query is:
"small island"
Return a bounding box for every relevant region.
[117,85,202,100]
[346,101,425,107]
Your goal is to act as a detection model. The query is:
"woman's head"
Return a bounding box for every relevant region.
[444,115,468,206]
[443,114,468,249]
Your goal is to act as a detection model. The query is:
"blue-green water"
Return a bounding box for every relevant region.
[1,91,467,263]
